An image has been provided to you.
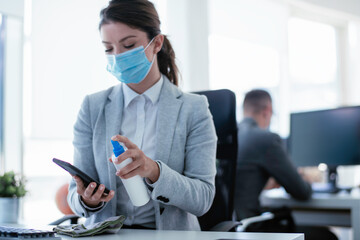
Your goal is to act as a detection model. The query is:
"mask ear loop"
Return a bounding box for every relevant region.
[144,34,160,51]
[144,34,160,63]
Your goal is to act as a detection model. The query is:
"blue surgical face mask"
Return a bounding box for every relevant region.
[106,37,156,84]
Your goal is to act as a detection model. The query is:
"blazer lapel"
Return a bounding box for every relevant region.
[105,84,124,160]
[155,79,183,164]
[104,84,123,214]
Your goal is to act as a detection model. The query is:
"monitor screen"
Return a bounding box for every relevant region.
[289,106,360,167]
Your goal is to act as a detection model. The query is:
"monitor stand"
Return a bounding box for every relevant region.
[312,166,340,194]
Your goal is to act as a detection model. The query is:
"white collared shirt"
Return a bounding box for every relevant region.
[116,76,164,228]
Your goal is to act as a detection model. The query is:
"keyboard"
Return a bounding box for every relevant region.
[0,226,61,239]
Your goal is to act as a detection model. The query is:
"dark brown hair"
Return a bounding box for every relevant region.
[99,0,179,86]
[243,89,272,114]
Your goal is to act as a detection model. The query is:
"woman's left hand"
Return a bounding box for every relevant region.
[110,135,160,183]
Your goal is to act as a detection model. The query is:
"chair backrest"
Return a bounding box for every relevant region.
[194,89,238,230]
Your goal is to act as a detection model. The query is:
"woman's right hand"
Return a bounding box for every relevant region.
[73,176,115,208]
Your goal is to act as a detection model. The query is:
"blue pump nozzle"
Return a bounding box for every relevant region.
[111,140,125,157]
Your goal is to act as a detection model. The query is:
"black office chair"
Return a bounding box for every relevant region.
[193,89,238,231]
[194,89,293,232]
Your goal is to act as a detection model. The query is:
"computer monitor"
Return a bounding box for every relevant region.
[289,106,360,192]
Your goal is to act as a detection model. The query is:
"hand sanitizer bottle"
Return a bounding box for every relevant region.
[111,140,150,206]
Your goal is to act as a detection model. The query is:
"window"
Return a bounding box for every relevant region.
[209,35,280,129]
[208,0,342,136]
[288,17,339,112]
[208,0,287,134]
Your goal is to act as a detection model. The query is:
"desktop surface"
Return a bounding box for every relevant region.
[58,228,304,240]
[107,229,303,240]
[0,225,304,240]
[260,188,360,240]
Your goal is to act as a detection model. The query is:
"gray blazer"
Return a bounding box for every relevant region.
[67,77,217,230]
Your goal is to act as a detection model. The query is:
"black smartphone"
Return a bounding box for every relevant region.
[52,158,110,194]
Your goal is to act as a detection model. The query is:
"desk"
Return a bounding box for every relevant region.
[2,226,304,240]
[260,188,360,240]
[58,229,304,240]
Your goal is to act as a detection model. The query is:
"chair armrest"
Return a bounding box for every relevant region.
[49,214,81,225]
[209,220,241,232]
[209,212,275,232]
[235,212,274,232]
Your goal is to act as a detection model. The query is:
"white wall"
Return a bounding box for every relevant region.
[297,0,360,17]
[30,0,112,140]
[166,0,209,91]
[344,23,360,105]
[210,0,290,51]
[0,0,24,17]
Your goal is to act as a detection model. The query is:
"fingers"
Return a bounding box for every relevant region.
[83,182,97,199]
[111,135,159,182]
[92,184,112,201]
[74,176,86,195]
[116,160,142,179]
[111,135,137,150]
[112,149,138,164]
[118,170,139,180]
[101,190,115,202]
[74,176,114,205]
[83,183,115,203]
[114,149,145,178]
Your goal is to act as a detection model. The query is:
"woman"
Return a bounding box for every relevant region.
[67,0,217,231]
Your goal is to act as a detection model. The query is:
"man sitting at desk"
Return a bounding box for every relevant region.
[234,89,312,222]
[234,89,338,240]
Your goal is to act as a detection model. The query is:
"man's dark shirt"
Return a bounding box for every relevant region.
[234,117,312,220]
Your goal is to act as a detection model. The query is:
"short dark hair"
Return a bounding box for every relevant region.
[243,89,272,114]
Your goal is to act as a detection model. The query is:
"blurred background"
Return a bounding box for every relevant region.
[0,0,360,232]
